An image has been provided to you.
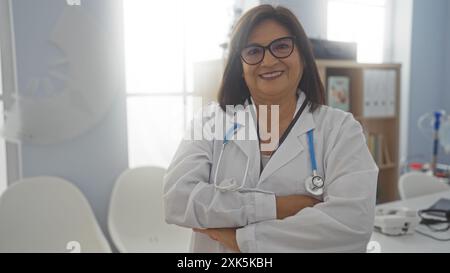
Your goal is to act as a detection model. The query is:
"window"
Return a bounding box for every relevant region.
[327,0,389,63]
[124,1,233,168]
[0,48,7,195]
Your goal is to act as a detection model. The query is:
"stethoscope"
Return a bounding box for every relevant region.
[213,100,325,196]
[304,129,324,196]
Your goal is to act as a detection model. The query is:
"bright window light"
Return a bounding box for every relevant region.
[126,97,186,168]
[0,49,6,195]
[124,1,233,168]
[0,102,6,195]
[327,0,387,63]
[123,2,184,94]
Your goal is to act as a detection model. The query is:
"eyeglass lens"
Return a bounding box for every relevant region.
[241,37,294,65]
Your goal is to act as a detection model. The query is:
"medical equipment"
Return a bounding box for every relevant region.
[415,199,450,241]
[213,100,325,196]
[431,111,442,174]
[418,198,450,230]
[374,207,421,236]
[418,111,450,174]
[304,130,324,196]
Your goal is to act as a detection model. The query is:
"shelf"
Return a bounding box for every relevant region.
[316,59,401,70]
[316,60,401,203]
[355,116,397,121]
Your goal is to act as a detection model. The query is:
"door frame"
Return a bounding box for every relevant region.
[0,0,23,184]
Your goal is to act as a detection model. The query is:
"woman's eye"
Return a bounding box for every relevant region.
[275,43,290,50]
[247,47,261,55]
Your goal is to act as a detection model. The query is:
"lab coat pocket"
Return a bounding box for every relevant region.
[261,158,311,195]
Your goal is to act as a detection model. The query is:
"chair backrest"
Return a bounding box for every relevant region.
[108,166,191,252]
[0,176,111,253]
[398,172,450,200]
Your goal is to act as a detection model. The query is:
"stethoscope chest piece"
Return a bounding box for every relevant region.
[305,175,324,196]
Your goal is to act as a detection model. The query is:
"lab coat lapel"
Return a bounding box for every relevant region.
[258,104,316,185]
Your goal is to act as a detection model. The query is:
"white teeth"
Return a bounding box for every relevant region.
[260,71,283,79]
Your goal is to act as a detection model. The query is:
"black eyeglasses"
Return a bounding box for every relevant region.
[241,36,296,65]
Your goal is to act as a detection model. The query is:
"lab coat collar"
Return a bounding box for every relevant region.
[292,91,316,137]
[241,90,315,136]
[258,92,316,184]
[223,91,316,184]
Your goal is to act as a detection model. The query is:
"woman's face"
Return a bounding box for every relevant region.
[242,19,303,100]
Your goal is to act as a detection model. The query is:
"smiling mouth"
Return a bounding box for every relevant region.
[259,71,284,80]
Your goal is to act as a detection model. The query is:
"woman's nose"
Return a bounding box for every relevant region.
[261,48,279,66]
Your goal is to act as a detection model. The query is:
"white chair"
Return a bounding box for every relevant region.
[0,176,111,253]
[398,172,450,200]
[108,166,191,252]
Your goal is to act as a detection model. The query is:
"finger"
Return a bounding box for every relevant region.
[192,228,220,241]
[193,228,208,234]
[194,228,215,237]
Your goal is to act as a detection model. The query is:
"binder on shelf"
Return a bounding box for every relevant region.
[363,69,396,118]
[386,70,397,117]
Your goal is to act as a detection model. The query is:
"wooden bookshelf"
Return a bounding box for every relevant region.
[316,60,401,203]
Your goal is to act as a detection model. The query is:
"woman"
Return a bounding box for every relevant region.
[163,5,378,252]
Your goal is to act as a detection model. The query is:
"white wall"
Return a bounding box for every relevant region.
[408,0,450,164]
[446,2,450,113]
[0,47,5,195]
[443,1,450,162]
[261,0,327,38]
[9,0,128,242]
[391,0,413,167]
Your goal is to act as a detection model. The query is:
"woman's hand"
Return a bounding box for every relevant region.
[193,228,240,252]
[276,195,321,220]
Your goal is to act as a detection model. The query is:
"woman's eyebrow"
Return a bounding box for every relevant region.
[244,41,262,47]
[245,36,290,48]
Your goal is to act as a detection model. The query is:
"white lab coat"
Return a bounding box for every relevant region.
[163,92,379,253]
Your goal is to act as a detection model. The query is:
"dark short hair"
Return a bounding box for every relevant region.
[217,5,325,112]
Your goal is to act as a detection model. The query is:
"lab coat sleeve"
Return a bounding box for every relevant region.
[236,112,378,252]
[163,109,277,229]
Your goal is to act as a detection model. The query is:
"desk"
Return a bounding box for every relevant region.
[370,190,450,253]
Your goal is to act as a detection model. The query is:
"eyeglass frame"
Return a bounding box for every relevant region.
[240,36,297,65]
